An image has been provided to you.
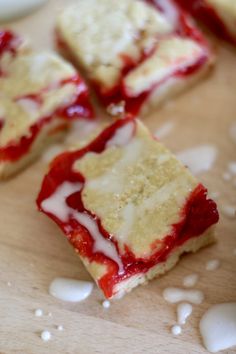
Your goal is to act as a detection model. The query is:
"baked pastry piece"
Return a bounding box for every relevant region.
[56,0,213,117]
[0,30,93,179]
[37,118,219,299]
[175,0,236,45]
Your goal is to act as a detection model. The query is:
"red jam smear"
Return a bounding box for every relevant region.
[175,0,236,45]
[0,30,21,57]
[37,118,219,298]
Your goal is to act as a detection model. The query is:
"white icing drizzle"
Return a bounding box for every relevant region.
[163,287,204,304]
[41,182,82,222]
[206,259,220,271]
[155,0,179,27]
[176,145,217,175]
[177,303,193,325]
[0,0,48,22]
[183,273,199,288]
[171,324,182,336]
[221,205,236,219]
[154,120,175,139]
[35,309,43,317]
[73,212,124,273]
[40,330,51,342]
[87,138,142,194]
[106,121,134,148]
[49,277,93,302]
[42,182,123,272]
[41,144,65,163]
[199,303,236,353]
[118,203,135,242]
[229,122,236,144]
[102,300,111,309]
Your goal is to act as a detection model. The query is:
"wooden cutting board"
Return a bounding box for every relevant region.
[0,1,236,353]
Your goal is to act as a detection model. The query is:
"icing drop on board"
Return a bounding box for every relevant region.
[163,287,204,304]
[199,303,236,352]
[49,277,93,302]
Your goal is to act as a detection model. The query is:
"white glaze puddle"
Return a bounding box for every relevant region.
[41,144,65,163]
[221,205,236,219]
[40,330,51,342]
[177,303,193,325]
[106,121,134,148]
[49,277,93,302]
[229,122,236,144]
[199,303,236,353]
[154,120,175,139]
[176,145,217,175]
[171,324,182,336]
[206,259,220,271]
[183,273,199,288]
[0,0,48,21]
[42,181,124,273]
[163,287,204,304]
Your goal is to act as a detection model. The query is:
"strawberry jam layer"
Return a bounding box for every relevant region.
[0,75,94,162]
[37,118,219,298]
[175,0,236,45]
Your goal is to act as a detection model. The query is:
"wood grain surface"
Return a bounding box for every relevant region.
[0,1,236,353]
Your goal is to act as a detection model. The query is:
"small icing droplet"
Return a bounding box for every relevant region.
[171,325,182,336]
[57,325,64,331]
[40,330,51,342]
[176,145,217,175]
[199,303,236,353]
[228,162,236,175]
[221,205,235,219]
[102,300,111,309]
[48,312,52,317]
[206,259,220,271]
[35,309,43,317]
[154,121,175,139]
[163,287,204,304]
[183,273,199,288]
[7,281,11,287]
[177,303,193,325]
[49,277,93,302]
